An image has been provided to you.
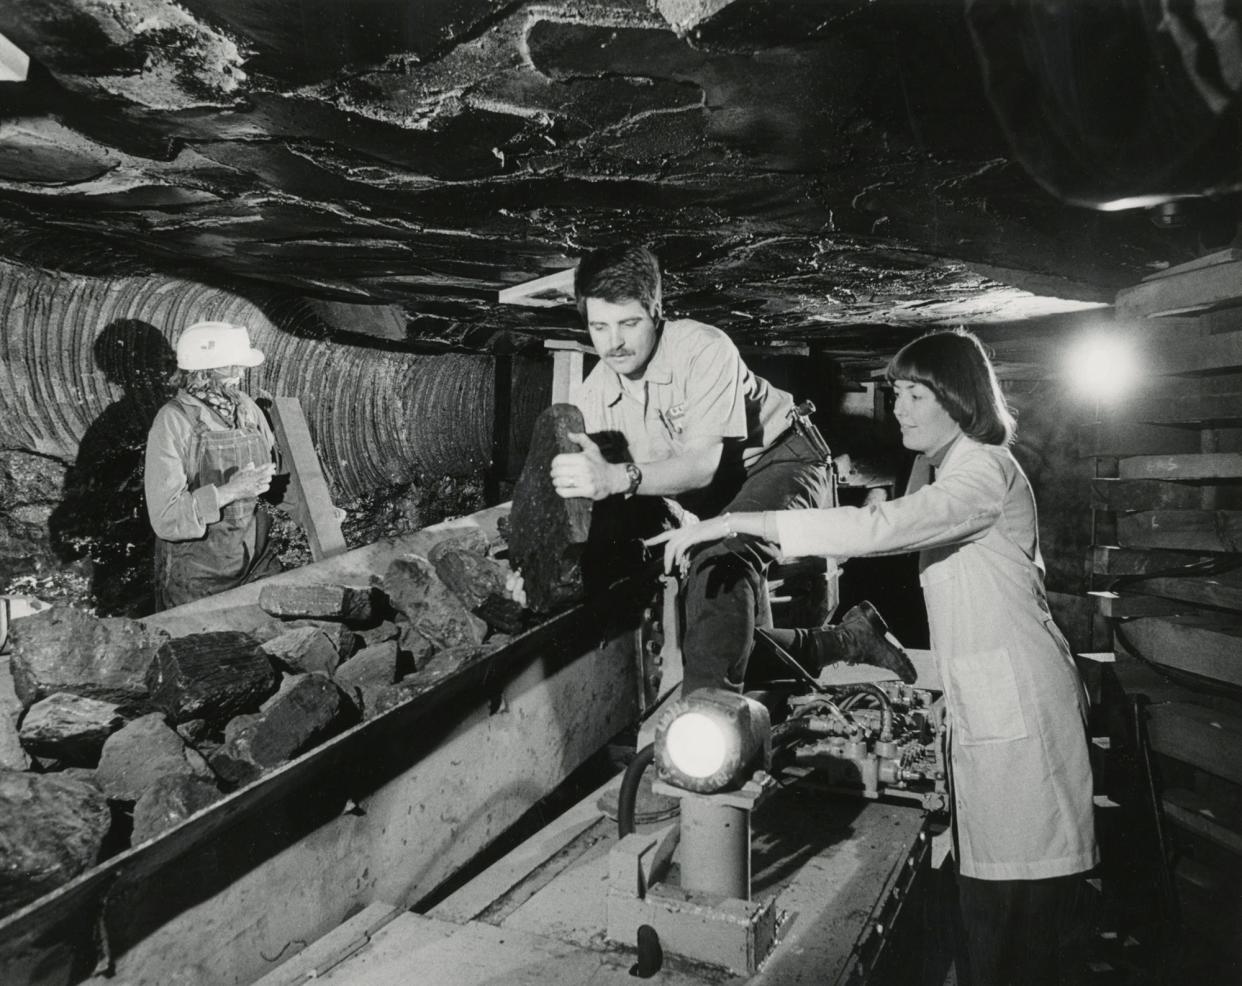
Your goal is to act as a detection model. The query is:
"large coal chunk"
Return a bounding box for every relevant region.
[9,607,168,709]
[507,404,593,613]
[210,675,347,786]
[258,584,379,624]
[0,770,110,919]
[0,658,29,771]
[383,555,486,649]
[132,775,222,845]
[260,626,342,677]
[429,543,508,611]
[95,712,214,803]
[18,692,124,765]
[145,632,279,725]
[333,641,400,719]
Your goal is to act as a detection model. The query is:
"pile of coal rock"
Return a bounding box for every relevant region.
[0,527,528,920]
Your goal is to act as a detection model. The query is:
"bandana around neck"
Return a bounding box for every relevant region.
[185,377,250,429]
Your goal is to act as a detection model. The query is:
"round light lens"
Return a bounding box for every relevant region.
[665,712,728,779]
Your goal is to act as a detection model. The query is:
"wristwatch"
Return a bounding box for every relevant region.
[622,462,642,497]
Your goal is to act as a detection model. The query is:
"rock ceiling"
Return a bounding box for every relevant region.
[0,0,1224,369]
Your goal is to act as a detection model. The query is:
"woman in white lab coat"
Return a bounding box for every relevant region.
[651,329,1097,986]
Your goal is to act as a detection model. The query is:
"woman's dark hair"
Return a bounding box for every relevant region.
[574,244,662,322]
[886,329,1016,445]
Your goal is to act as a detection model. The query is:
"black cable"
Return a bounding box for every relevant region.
[617,743,655,839]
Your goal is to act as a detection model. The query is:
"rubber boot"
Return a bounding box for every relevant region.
[811,602,917,683]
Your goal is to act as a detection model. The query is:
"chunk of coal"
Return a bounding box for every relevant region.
[258,584,379,624]
[473,594,528,635]
[384,555,486,649]
[145,632,278,724]
[95,712,214,803]
[507,404,593,613]
[18,692,125,765]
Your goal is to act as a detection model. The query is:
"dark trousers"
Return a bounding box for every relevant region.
[681,431,831,693]
[956,871,1093,986]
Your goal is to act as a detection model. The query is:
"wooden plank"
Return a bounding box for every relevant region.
[1115,615,1242,688]
[0,32,29,82]
[497,268,575,308]
[1089,591,1187,619]
[1119,453,1242,480]
[252,902,404,986]
[1113,392,1242,425]
[1146,702,1242,786]
[1092,479,1206,512]
[1141,248,1242,282]
[1146,329,1242,375]
[1116,258,1242,319]
[1163,789,1242,856]
[1117,510,1242,552]
[270,397,346,561]
[1079,421,1200,458]
[1110,572,1242,613]
[1092,545,1218,576]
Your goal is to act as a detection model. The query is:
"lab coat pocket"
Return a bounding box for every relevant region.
[947,647,1029,746]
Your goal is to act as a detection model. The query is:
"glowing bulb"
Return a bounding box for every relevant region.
[1065,333,1141,402]
[665,712,728,779]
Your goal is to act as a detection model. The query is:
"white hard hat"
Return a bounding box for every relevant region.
[175,321,265,371]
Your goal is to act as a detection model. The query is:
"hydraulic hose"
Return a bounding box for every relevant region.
[832,683,894,740]
[617,743,656,839]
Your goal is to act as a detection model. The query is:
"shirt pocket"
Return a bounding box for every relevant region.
[946,647,1029,746]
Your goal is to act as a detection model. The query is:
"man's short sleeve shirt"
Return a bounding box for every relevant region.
[574,318,794,468]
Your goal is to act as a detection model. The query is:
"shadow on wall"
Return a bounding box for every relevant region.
[48,320,176,616]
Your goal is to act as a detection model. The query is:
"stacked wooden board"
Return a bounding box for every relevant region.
[1091,250,1242,972]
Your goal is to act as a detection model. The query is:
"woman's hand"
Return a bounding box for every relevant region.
[643,514,736,575]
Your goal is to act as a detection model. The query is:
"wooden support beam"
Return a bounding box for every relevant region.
[1140,248,1242,283]
[1143,328,1242,375]
[1117,510,1242,552]
[1098,572,1242,613]
[1079,422,1200,458]
[1092,545,1218,576]
[498,268,575,308]
[0,33,28,82]
[1092,479,1205,512]
[1112,392,1242,425]
[1163,788,1242,856]
[1146,702,1242,786]
[1090,590,1188,619]
[1116,255,1242,320]
[1115,615,1242,688]
[544,340,589,405]
[1119,452,1242,481]
[269,397,346,561]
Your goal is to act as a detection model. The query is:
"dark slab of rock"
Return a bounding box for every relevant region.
[258,584,379,624]
[474,594,528,635]
[145,632,278,724]
[95,712,214,803]
[428,540,509,611]
[9,606,168,709]
[210,674,347,787]
[260,626,341,677]
[384,555,487,649]
[395,621,436,672]
[0,658,29,770]
[132,774,222,845]
[507,404,593,613]
[371,645,487,717]
[289,619,358,662]
[19,692,125,765]
[355,620,398,649]
[0,770,110,919]
[334,641,400,719]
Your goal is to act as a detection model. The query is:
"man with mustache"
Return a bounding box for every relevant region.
[549,244,908,694]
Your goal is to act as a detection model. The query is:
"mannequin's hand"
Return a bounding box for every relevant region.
[217,462,276,506]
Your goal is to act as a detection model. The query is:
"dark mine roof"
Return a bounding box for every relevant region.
[0,0,1235,366]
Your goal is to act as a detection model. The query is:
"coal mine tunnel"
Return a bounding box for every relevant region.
[2,2,1242,985]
